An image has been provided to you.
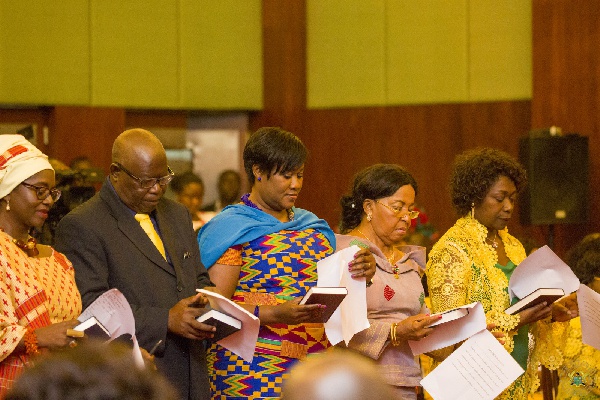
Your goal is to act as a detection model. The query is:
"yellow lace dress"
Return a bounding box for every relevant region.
[426,216,567,400]
[557,317,600,399]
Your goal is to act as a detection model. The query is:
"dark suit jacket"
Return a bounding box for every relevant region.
[55,180,212,400]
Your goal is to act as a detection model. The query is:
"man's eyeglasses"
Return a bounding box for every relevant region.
[375,200,420,220]
[21,182,62,202]
[113,162,174,189]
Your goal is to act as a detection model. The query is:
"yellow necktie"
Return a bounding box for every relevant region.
[135,213,166,260]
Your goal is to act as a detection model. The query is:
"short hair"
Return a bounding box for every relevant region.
[6,341,178,400]
[170,171,204,194]
[217,169,241,185]
[243,127,307,185]
[450,147,527,216]
[566,233,600,284]
[339,164,417,233]
[282,349,395,400]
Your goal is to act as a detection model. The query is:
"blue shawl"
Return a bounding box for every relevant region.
[197,204,336,268]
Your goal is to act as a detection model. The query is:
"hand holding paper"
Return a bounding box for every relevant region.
[78,288,144,368]
[508,245,580,301]
[408,302,486,356]
[196,289,260,363]
[315,245,369,345]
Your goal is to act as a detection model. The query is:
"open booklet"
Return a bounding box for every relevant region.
[421,330,524,400]
[508,245,579,302]
[196,289,260,363]
[577,284,600,351]
[408,302,486,356]
[77,288,144,368]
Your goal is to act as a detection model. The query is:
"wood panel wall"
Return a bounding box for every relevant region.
[2,0,597,257]
[531,0,600,255]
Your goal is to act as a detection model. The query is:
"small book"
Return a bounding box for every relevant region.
[505,288,565,315]
[197,309,242,343]
[299,287,348,322]
[427,308,470,327]
[74,316,111,340]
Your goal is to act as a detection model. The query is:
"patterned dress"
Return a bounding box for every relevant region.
[426,216,567,400]
[0,230,82,397]
[205,227,334,399]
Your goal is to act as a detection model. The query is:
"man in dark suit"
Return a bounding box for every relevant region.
[55,129,214,400]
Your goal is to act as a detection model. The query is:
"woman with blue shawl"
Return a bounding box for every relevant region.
[198,127,376,399]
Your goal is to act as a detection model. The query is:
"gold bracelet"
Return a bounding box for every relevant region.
[24,328,40,355]
[390,322,399,346]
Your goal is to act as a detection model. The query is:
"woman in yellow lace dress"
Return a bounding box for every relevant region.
[557,233,600,399]
[426,148,576,400]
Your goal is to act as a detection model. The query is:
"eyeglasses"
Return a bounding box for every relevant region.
[375,200,420,220]
[114,162,174,189]
[21,182,62,202]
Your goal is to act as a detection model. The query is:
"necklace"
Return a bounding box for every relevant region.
[355,228,399,279]
[240,193,294,221]
[0,228,39,257]
[485,231,499,249]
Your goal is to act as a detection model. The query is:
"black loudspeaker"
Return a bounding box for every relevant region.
[519,134,589,225]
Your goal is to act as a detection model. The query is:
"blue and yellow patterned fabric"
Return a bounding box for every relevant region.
[207,228,334,399]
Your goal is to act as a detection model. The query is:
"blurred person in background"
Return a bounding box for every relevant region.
[170,171,216,232]
[201,169,241,213]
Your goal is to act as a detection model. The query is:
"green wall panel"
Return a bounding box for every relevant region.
[386,1,468,104]
[307,0,532,108]
[90,1,179,108]
[0,1,90,105]
[307,0,387,108]
[469,0,532,101]
[180,0,262,109]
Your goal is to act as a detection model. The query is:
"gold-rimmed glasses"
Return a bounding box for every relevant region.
[375,200,419,220]
[21,182,62,202]
[113,162,174,189]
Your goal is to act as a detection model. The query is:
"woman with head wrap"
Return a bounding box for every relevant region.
[0,135,82,396]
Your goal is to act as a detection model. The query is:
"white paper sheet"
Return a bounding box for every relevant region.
[576,284,600,350]
[196,289,260,363]
[78,288,144,367]
[316,245,369,345]
[508,245,580,301]
[421,330,524,400]
[408,302,486,356]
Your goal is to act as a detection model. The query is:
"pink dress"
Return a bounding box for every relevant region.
[336,234,427,400]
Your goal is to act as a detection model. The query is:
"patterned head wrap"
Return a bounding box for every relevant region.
[0,135,53,200]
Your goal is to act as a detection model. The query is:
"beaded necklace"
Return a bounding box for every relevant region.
[240,193,295,221]
[0,228,39,257]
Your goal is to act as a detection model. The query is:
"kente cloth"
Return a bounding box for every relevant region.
[0,230,82,397]
[336,234,426,397]
[0,134,53,200]
[206,227,334,399]
[557,317,600,400]
[197,204,336,268]
[426,215,568,400]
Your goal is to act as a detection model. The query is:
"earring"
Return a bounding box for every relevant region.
[5,199,9,211]
[470,203,474,219]
[257,177,262,182]
[367,213,372,222]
